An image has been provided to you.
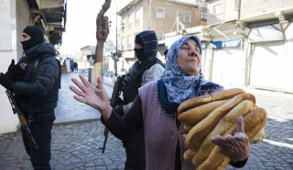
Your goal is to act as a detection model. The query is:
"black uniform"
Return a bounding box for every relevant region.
[15,42,60,170]
[0,26,60,170]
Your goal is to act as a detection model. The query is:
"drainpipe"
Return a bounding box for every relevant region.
[236,0,241,27]
[176,11,180,33]
[237,0,241,21]
[148,0,152,29]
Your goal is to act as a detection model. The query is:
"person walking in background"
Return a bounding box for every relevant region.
[163,49,168,66]
[74,61,78,72]
[70,35,250,170]
[0,26,61,170]
[164,49,168,60]
[70,59,75,72]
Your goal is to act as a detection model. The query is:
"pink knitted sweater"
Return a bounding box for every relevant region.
[138,81,195,170]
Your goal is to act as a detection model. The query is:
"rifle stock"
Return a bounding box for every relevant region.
[100,76,123,153]
[6,90,38,149]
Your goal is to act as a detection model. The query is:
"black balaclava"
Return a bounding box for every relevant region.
[134,35,144,61]
[134,30,158,63]
[21,26,44,50]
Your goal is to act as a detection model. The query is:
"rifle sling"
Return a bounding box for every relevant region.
[28,59,39,122]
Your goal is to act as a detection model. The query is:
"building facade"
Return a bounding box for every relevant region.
[116,0,206,69]
[0,0,66,134]
[166,0,293,93]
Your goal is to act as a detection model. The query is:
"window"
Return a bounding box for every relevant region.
[156,31,164,41]
[121,37,125,50]
[201,7,207,21]
[127,35,132,49]
[184,12,191,23]
[128,15,132,28]
[134,9,140,26]
[213,4,222,15]
[156,7,165,19]
[121,18,125,32]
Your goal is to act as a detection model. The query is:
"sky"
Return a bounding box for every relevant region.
[60,0,132,57]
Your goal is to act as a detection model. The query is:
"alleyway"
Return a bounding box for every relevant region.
[0,70,293,170]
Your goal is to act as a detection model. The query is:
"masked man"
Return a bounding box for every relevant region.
[118,30,164,170]
[0,26,61,170]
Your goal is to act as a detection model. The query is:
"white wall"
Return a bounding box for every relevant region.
[16,0,30,60]
[0,0,19,134]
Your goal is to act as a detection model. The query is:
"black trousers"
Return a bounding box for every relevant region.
[21,120,53,170]
[124,129,146,170]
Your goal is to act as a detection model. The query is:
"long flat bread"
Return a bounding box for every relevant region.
[183,149,196,161]
[192,100,254,167]
[251,128,265,144]
[178,88,245,114]
[197,108,267,170]
[178,100,228,125]
[185,93,255,151]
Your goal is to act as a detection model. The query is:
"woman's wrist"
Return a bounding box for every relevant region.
[101,104,112,121]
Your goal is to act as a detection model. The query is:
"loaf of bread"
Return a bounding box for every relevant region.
[185,93,256,151]
[184,124,193,132]
[197,108,267,170]
[178,100,228,125]
[250,128,265,144]
[192,100,254,167]
[178,88,245,114]
[183,149,196,161]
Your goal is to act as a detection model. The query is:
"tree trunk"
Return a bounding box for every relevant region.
[94,40,104,84]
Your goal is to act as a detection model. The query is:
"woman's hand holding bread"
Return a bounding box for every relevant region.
[178,88,267,170]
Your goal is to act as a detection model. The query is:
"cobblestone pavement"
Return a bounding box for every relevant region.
[54,70,113,123]
[0,121,125,170]
[0,71,293,169]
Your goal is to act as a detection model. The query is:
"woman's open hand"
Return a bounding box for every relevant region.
[211,116,250,162]
[70,75,112,120]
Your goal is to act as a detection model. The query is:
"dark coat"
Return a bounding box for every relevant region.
[13,42,60,120]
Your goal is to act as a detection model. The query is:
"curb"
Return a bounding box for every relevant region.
[53,118,101,126]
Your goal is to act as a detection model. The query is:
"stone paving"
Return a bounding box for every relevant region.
[54,70,113,124]
[0,70,293,169]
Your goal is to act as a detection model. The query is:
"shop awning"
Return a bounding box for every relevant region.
[211,39,242,48]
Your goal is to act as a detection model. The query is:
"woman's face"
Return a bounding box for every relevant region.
[177,38,201,75]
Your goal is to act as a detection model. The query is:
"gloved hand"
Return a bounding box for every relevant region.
[5,59,26,81]
[0,73,15,91]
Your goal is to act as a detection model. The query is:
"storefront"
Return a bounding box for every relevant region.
[210,39,246,87]
[247,22,293,93]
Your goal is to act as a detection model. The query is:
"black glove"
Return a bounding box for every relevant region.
[0,73,15,91]
[5,59,26,81]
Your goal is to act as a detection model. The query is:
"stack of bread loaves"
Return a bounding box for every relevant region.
[177,88,267,170]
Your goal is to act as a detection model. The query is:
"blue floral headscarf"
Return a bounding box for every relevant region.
[157,35,223,116]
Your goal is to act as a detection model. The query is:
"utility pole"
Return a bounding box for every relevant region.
[148,0,152,29]
[115,6,118,76]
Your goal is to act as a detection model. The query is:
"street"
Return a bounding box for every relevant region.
[0,70,292,170]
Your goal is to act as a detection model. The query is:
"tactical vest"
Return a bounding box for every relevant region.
[122,59,164,105]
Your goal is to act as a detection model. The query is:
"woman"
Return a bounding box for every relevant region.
[70,35,250,170]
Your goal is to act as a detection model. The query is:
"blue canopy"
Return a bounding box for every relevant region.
[211,39,241,48]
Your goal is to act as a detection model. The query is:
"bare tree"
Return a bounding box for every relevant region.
[94,0,111,82]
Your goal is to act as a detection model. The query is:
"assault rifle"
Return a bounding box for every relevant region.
[6,90,38,149]
[99,76,123,153]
